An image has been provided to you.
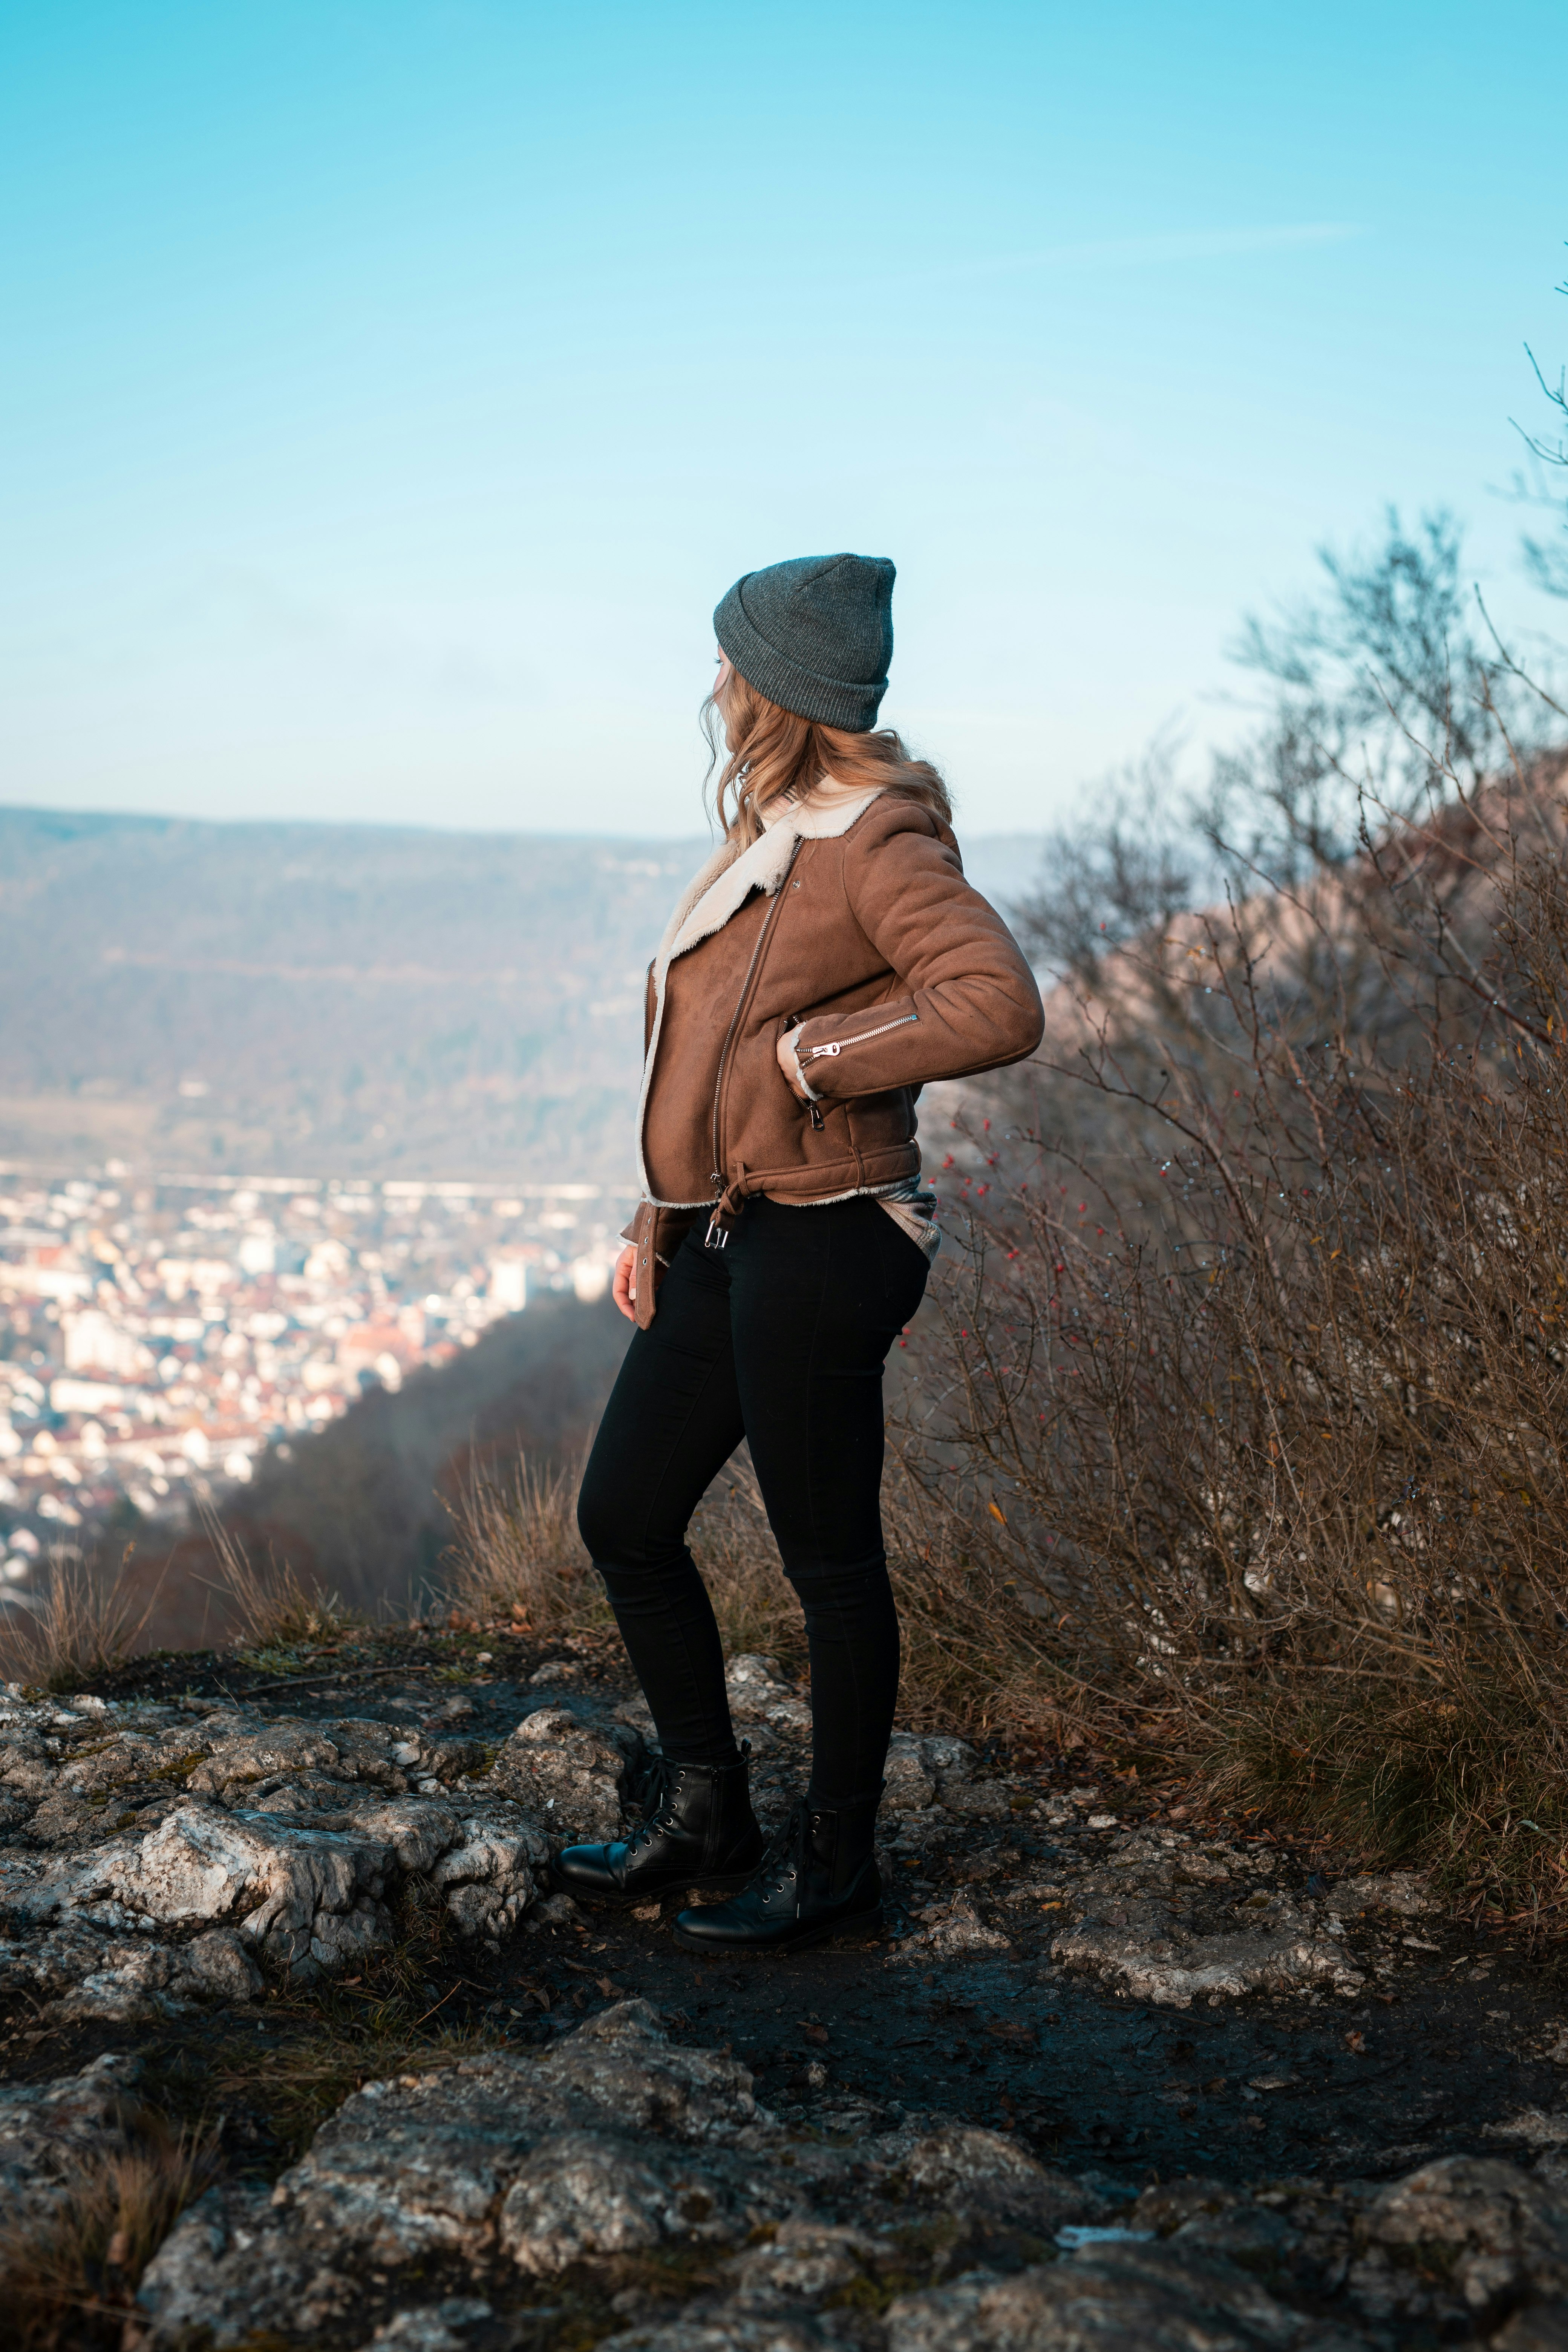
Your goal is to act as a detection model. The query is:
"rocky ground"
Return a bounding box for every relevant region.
[6,1629,1568,2349]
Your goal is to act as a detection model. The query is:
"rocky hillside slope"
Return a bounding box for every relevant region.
[6,1635,1568,2348]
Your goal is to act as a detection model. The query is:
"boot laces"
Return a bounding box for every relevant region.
[623,1755,680,1856]
[626,1750,672,1816]
[756,1795,814,1900]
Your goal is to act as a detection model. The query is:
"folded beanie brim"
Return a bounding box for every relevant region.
[714,559,891,732]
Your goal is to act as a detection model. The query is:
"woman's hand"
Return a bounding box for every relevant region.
[776,1022,816,1104]
[612,1243,638,1321]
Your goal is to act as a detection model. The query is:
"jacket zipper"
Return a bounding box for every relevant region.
[708,838,803,1193]
[804,1011,919,1061]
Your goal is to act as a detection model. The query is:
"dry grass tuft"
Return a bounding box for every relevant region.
[0,1550,163,1692]
[443,1453,603,1635]
[193,2007,507,2170]
[0,2122,220,2352]
[1199,1675,1568,1898]
[199,1511,358,1653]
[442,1449,805,1658]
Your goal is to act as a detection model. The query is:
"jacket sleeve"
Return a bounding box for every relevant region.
[790,810,1044,1100]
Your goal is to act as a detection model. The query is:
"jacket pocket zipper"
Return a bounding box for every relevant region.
[805,1012,919,1061]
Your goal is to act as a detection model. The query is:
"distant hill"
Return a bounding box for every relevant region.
[0,805,1043,1185]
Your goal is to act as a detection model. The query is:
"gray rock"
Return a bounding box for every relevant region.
[895,2127,1096,2236]
[0,1858,263,2018]
[325,1715,485,1791]
[112,1803,397,1977]
[0,2050,138,2228]
[181,1924,266,2000]
[600,2319,833,2352]
[883,1732,938,1813]
[897,1895,1011,1960]
[281,2060,550,2264]
[881,1730,979,1815]
[1350,2156,1568,2326]
[173,1713,485,1807]
[499,2128,734,2271]
[0,1912,138,1999]
[350,1794,460,1873]
[0,1833,146,1926]
[724,1654,812,1731]
[886,2240,1373,2349]
[1,1783,542,2003]
[1171,1849,1234,1886]
[532,1996,758,2139]
[354,2305,493,2352]
[134,2179,352,2347]
[485,1706,636,1837]
[426,1806,547,1943]
[51,1924,264,2019]
[942,1782,1015,1822]
[1486,2111,1568,2149]
[527,1888,586,1930]
[187,1720,346,1800]
[1167,2200,1305,2275]
[725,2219,880,2306]
[921,1734,977,1785]
[136,1999,764,2340]
[1052,1887,1363,2007]
[0,1722,56,1801]
[1495,2307,1568,2350]
[1334,1870,1434,1916]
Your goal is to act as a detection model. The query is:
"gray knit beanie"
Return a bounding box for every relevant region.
[714,552,895,732]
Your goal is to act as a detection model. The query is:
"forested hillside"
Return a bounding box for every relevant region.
[0,807,1040,1185]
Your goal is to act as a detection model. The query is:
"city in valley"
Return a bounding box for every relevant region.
[0,1164,634,1609]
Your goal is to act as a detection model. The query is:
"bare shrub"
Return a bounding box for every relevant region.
[0,2122,219,2352]
[0,1550,162,1692]
[915,816,1568,1907]
[986,511,1568,1194]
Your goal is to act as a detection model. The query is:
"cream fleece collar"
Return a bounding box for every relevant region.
[651,787,882,989]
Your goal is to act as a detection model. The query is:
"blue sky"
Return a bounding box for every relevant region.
[1,0,1565,837]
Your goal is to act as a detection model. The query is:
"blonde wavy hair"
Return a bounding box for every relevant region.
[702,664,952,847]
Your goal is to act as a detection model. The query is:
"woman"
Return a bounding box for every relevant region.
[553,552,1044,1953]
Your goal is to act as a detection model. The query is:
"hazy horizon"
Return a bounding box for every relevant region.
[0,795,1047,853]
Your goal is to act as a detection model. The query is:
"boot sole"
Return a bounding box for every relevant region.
[671,1903,884,1957]
[549,1861,761,1908]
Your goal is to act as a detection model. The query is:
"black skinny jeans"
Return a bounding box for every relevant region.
[577,1193,930,1805]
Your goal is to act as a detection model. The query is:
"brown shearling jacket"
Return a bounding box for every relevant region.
[625,788,1044,1325]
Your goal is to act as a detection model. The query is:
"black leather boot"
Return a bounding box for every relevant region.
[671,1791,882,1954]
[550,1753,763,1905]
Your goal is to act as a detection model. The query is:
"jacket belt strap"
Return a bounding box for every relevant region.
[704,1176,748,1249]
